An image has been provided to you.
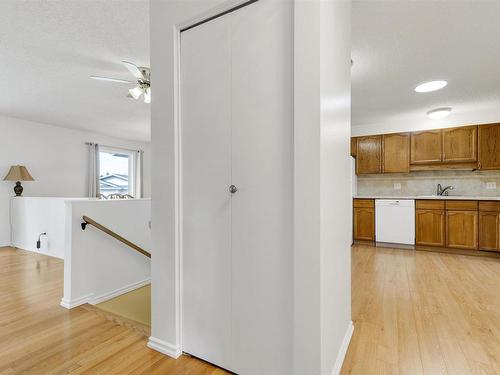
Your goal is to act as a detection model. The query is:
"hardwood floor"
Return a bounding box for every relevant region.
[342,244,500,374]
[3,244,500,374]
[0,247,227,374]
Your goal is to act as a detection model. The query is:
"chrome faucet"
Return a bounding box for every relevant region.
[437,184,454,196]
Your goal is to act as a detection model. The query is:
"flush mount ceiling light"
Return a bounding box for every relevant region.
[427,107,452,120]
[415,80,448,93]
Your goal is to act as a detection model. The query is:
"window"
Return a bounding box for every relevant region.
[99,147,137,197]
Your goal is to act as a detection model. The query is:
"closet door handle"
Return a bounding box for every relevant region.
[229,185,238,194]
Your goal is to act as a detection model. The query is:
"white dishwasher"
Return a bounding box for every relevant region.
[375,199,415,245]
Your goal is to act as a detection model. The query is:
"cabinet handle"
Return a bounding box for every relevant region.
[478,162,482,169]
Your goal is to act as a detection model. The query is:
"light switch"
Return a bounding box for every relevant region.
[486,182,497,190]
[393,183,402,190]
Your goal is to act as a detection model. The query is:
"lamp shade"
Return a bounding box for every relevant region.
[3,165,34,181]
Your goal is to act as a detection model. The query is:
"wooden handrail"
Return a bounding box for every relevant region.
[81,216,151,259]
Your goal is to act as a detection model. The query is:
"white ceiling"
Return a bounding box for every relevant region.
[352,0,500,133]
[0,0,150,142]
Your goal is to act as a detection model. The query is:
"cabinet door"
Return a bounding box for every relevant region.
[382,133,410,173]
[415,209,445,247]
[446,210,478,250]
[350,137,357,157]
[478,212,499,251]
[442,126,477,163]
[356,136,382,174]
[478,123,500,170]
[410,130,442,164]
[353,207,375,241]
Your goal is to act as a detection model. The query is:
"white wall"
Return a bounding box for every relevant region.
[293,0,322,372]
[294,1,352,375]
[0,115,151,247]
[150,1,352,373]
[61,199,151,308]
[11,197,83,259]
[319,2,352,374]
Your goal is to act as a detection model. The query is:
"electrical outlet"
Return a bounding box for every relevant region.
[486,182,497,190]
[393,183,402,190]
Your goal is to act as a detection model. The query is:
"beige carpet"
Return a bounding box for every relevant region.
[96,285,151,326]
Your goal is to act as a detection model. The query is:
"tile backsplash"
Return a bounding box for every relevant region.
[357,170,500,197]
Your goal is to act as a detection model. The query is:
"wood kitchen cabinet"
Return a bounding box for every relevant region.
[410,130,442,164]
[350,137,357,157]
[351,122,500,174]
[410,126,477,168]
[415,207,446,247]
[382,133,410,173]
[479,212,499,251]
[442,126,477,163]
[353,199,375,241]
[356,136,382,174]
[446,210,478,250]
[478,201,500,252]
[478,123,500,170]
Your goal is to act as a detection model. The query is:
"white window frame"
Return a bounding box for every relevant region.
[99,146,138,197]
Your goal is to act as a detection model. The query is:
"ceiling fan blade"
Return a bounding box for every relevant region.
[90,75,134,84]
[122,60,145,80]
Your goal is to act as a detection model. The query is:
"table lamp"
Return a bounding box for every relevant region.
[3,165,34,196]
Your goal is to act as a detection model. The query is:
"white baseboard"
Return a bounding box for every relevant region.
[60,294,93,309]
[147,336,182,359]
[89,277,151,305]
[59,277,151,309]
[331,320,354,375]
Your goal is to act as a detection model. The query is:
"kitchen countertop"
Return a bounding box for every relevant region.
[354,195,500,201]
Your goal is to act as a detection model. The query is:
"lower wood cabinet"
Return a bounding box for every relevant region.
[353,199,375,241]
[353,199,500,255]
[478,212,499,251]
[446,210,478,250]
[478,201,500,252]
[415,209,445,247]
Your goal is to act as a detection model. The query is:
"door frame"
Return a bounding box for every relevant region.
[173,0,261,357]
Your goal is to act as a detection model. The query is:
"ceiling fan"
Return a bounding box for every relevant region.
[90,61,151,104]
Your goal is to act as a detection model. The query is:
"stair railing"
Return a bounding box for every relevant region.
[81,216,151,259]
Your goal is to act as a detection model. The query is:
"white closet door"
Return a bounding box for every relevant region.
[180,16,232,370]
[181,1,293,374]
[230,1,293,375]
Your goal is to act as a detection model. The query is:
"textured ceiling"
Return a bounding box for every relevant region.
[352,0,500,130]
[0,0,150,141]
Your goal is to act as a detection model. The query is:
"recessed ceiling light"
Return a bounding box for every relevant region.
[415,80,448,93]
[427,107,452,120]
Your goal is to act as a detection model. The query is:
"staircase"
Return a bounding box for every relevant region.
[80,215,151,329]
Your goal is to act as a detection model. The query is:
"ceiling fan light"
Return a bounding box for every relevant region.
[129,86,143,100]
[144,87,151,104]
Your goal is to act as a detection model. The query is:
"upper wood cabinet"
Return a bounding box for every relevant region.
[351,122,500,174]
[410,130,442,164]
[446,210,478,250]
[350,137,357,157]
[382,133,410,173]
[356,136,382,174]
[415,208,446,247]
[478,123,500,170]
[442,126,477,163]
